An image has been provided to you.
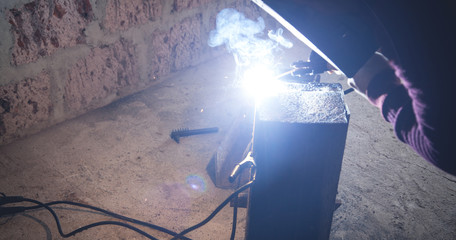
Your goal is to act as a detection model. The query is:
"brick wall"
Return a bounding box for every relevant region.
[0,0,262,145]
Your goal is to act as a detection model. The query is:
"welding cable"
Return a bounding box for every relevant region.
[0,193,14,226]
[1,196,161,240]
[2,180,255,240]
[230,194,239,240]
[24,200,190,240]
[171,180,254,240]
[0,196,192,240]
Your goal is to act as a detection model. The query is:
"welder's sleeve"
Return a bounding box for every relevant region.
[365,66,456,176]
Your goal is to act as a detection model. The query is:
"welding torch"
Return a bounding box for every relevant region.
[276,51,336,79]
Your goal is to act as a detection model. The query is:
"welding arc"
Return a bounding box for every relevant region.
[171,180,254,240]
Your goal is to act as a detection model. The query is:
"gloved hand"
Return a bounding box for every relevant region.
[291,51,334,77]
[290,60,313,77]
[348,51,392,98]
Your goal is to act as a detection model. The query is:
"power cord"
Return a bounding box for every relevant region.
[0,180,254,240]
[18,200,189,239]
[1,196,161,240]
[230,194,239,240]
[170,180,253,240]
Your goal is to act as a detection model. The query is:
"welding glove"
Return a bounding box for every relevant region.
[348,51,392,98]
[291,60,313,77]
[291,51,332,77]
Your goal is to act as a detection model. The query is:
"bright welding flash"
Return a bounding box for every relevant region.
[242,65,285,103]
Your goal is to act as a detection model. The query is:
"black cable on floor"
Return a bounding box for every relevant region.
[1,197,192,240]
[230,194,238,240]
[23,200,190,240]
[171,180,254,240]
[7,197,160,240]
[1,180,254,240]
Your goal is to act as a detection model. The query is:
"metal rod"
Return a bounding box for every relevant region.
[170,127,219,143]
[274,69,295,79]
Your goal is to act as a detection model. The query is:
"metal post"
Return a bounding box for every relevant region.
[246,82,349,239]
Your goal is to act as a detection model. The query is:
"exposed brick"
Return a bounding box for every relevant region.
[231,0,261,19]
[75,0,94,20]
[8,0,93,65]
[104,0,162,32]
[147,14,204,78]
[0,71,52,143]
[53,3,67,19]
[65,39,139,112]
[148,30,172,78]
[169,14,203,71]
[172,0,212,13]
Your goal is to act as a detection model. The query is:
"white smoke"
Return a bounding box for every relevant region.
[268,28,293,49]
[208,8,293,69]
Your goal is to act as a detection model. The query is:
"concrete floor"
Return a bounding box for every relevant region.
[1,42,456,240]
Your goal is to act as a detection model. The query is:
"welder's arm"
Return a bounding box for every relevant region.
[350,53,456,176]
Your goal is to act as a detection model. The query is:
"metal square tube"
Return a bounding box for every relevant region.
[246,82,349,239]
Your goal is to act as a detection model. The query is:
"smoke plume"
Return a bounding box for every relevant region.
[208,8,293,68]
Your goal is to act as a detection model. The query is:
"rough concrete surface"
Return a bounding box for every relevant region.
[0,53,250,240]
[1,0,262,145]
[1,39,455,239]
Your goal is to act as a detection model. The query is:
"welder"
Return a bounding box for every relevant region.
[348,1,456,176]
[255,0,456,176]
[347,1,456,176]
